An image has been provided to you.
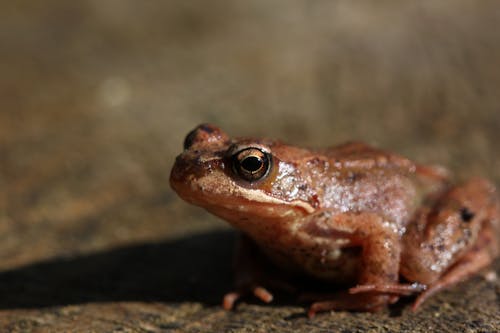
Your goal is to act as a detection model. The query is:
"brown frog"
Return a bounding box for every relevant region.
[170,124,499,316]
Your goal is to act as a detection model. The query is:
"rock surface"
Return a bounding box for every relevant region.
[1,1,499,332]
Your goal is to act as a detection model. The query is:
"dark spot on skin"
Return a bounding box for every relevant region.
[460,207,475,223]
[183,129,198,150]
[199,124,215,133]
[310,194,320,208]
[387,273,398,281]
[194,156,203,166]
[347,172,361,182]
[307,157,321,166]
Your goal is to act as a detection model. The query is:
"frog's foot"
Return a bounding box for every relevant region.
[223,275,297,310]
[410,238,494,311]
[349,282,427,296]
[306,292,392,318]
[223,285,273,310]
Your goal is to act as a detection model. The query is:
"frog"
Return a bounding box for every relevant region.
[169,124,499,317]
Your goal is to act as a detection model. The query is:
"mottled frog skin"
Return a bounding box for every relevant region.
[170,124,499,316]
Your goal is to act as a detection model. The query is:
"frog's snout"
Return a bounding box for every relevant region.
[170,154,197,198]
[170,153,199,186]
[171,124,229,193]
[170,148,225,194]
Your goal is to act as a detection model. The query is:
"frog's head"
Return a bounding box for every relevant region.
[170,124,319,232]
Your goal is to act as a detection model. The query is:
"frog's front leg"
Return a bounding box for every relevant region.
[303,212,404,316]
[223,233,296,310]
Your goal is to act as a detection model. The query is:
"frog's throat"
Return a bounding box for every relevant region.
[236,187,316,214]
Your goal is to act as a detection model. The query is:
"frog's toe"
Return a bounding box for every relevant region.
[222,285,274,310]
[307,294,389,317]
[308,300,339,318]
[252,286,274,303]
[349,282,426,296]
[223,291,241,310]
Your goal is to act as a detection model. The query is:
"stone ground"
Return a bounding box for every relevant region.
[1,1,499,332]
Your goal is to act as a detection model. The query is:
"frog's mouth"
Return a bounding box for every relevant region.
[171,162,314,217]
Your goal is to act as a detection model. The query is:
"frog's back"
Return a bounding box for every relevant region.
[315,142,422,228]
[323,141,415,173]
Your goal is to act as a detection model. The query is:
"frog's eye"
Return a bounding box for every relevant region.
[232,148,271,182]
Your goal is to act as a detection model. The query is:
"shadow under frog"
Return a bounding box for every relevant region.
[0,229,376,310]
[0,230,235,309]
[0,228,496,318]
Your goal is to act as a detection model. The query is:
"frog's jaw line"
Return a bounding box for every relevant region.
[175,171,316,215]
[236,188,316,214]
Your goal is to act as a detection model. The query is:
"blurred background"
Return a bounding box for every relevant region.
[1,1,499,330]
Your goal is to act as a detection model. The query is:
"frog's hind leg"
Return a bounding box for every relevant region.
[400,178,499,310]
[411,227,496,310]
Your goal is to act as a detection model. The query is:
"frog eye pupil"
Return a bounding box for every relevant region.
[232,148,271,182]
[241,156,263,172]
